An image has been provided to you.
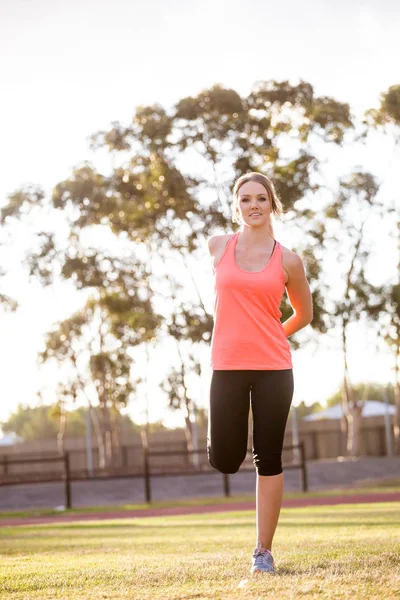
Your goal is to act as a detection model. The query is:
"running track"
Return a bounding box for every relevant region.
[1,492,399,528]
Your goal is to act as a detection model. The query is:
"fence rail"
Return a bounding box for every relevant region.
[0,454,73,509]
[0,442,307,508]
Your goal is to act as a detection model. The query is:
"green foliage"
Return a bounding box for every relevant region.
[290,400,323,419]
[323,169,387,332]
[365,84,400,128]
[0,185,45,224]
[0,404,59,440]
[1,77,395,441]
[0,404,140,441]
[311,96,353,143]
[0,292,18,311]
[1,78,357,356]
[381,85,400,123]
[325,383,395,407]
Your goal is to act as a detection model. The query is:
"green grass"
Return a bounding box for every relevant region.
[1,503,399,599]
[0,480,399,520]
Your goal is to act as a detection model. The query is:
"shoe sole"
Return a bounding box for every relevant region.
[251,568,275,574]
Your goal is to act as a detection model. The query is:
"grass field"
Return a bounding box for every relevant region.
[1,502,399,599]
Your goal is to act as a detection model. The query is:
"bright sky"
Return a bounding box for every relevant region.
[0,0,399,429]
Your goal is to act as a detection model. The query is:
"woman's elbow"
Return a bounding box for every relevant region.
[296,309,313,325]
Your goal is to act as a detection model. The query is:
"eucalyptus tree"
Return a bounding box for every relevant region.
[0,271,17,311]
[1,403,139,444]
[42,251,162,467]
[90,80,352,287]
[364,84,400,452]
[38,295,149,468]
[326,382,396,407]
[1,79,354,449]
[161,352,201,459]
[88,80,353,403]
[161,277,209,454]
[323,171,386,456]
[0,226,18,312]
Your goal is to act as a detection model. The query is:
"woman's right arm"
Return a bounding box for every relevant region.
[207,236,221,271]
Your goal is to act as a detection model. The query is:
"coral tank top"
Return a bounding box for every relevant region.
[210,231,292,370]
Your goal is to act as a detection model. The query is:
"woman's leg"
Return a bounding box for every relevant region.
[207,370,251,474]
[251,369,294,551]
[256,473,284,551]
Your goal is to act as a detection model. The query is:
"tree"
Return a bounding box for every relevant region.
[38,296,152,467]
[288,401,323,419]
[364,84,400,454]
[323,171,387,456]
[0,79,354,457]
[0,222,18,312]
[0,404,140,441]
[325,383,396,407]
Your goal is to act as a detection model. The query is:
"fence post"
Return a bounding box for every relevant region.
[143,447,151,503]
[223,473,230,497]
[312,431,318,460]
[379,426,387,457]
[121,445,128,468]
[299,441,308,492]
[141,430,151,504]
[63,452,72,509]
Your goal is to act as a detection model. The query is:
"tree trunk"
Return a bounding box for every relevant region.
[184,411,195,468]
[184,413,194,453]
[70,354,106,471]
[394,342,400,455]
[57,407,67,456]
[97,399,107,469]
[346,402,363,456]
[100,398,114,469]
[111,409,122,467]
[175,341,196,463]
[89,405,106,470]
[341,318,363,456]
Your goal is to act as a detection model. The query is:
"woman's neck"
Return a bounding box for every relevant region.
[238,226,274,248]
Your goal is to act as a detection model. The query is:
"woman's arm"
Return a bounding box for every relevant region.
[282,252,313,338]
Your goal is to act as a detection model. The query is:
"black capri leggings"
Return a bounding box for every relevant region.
[207,369,294,476]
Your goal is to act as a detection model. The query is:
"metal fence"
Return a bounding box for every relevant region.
[0,442,307,509]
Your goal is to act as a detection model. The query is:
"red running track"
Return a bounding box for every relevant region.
[1,492,399,528]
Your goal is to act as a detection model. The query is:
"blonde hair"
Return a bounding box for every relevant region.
[232,172,283,238]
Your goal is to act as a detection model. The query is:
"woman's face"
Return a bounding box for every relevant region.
[236,181,271,227]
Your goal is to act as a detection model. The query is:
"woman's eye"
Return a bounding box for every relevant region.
[241,197,266,202]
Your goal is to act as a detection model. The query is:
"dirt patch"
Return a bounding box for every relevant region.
[1,491,399,528]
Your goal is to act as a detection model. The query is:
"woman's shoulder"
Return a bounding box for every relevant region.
[279,244,306,279]
[280,243,298,259]
[207,232,235,255]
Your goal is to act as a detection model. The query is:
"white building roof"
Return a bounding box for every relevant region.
[0,432,23,446]
[303,400,396,421]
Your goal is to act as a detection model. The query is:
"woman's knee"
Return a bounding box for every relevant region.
[207,448,244,474]
[253,454,283,476]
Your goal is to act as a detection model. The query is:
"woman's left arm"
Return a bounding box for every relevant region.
[282,252,313,338]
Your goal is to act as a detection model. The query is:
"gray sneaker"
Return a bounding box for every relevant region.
[251,542,275,574]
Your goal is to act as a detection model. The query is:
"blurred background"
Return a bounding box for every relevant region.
[0,0,399,469]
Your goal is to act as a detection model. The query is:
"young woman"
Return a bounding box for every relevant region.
[207,172,313,574]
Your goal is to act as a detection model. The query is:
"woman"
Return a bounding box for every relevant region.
[207,171,313,574]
